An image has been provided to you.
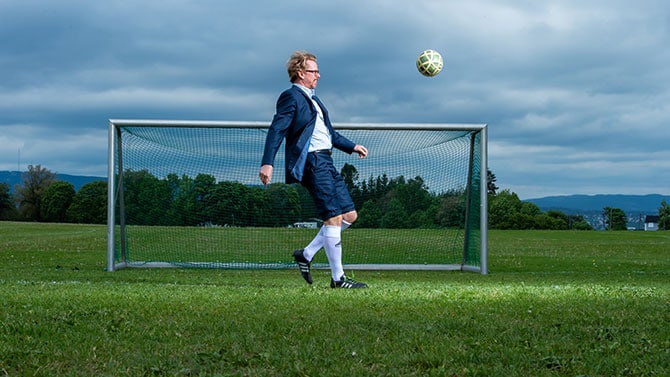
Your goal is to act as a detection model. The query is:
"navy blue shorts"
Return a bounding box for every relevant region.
[301,151,355,221]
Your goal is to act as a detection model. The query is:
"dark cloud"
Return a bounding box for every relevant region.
[0,0,668,198]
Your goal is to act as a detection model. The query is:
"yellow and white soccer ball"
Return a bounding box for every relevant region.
[416,49,443,77]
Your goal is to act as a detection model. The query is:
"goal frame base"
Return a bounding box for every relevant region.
[112,261,481,273]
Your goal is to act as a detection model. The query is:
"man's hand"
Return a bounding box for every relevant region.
[259,164,273,185]
[353,144,368,158]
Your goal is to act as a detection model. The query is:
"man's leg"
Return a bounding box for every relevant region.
[322,214,367,288]
[322,215,344,281]
[301,227,325,261]
[296,218,367,287]
[302,210,356,261]
[294,152,365,287]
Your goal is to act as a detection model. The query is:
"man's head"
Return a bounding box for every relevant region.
[287,50,320,89]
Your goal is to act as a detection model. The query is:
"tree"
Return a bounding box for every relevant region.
[41,181,75,222]
[435,190,466,228]
[488,189,523,229]
[545,210,568,230]
[533,213,565,230]
[658,200,670,231]
[122,170,173,225]
[568,214,593,230]
[520,202,541,217]
[15,164,56,221]
[487,169,499,196]
[202,180,246,226]
[603,206,627,230]
[357,199,382,228]
[165,173,192,226]
[246,185,274,227]
[361,173,390,203]
[516,202,541,229]
[381,198,410,228]
[389,176,434,217]
[265,183,301,227]
[0,182,17,220]
[340,163,359,188]
[67,181,107,224]
[341,163,366,210]
[187,173,216,225]
[295,184,317,221]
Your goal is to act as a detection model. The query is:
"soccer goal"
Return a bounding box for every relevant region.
[107,120,488,274]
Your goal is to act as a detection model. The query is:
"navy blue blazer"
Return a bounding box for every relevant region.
[261,85,356,184]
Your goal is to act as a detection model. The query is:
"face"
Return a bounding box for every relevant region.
[297,59,320,89]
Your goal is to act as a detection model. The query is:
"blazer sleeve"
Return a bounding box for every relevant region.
[261,90,296,167]
[332,131,356,154]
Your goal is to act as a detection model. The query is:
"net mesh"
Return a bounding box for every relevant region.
[111,122,484,271]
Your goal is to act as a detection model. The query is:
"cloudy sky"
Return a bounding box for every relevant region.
[1,0,668,199]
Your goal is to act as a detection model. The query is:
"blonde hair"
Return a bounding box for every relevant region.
[287,50,317,83]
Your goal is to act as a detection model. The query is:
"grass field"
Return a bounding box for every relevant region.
[0,222,668,376]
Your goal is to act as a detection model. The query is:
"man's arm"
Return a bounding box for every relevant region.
[261,91,296,166]
[260,90,296,184]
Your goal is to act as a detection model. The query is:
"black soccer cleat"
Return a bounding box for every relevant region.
[330,275,368,289]
[292,249,312,284]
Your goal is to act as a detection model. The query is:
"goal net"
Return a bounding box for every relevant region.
[107,120,488,273]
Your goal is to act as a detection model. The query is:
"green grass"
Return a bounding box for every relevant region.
[0,222,668,376]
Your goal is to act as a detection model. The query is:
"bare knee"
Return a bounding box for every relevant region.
[324,214,343,226]
[342,211,358,224]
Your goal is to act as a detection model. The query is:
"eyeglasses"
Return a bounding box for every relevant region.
[305,69,320,75]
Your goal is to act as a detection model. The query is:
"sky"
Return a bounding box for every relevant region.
[1,0,668,199]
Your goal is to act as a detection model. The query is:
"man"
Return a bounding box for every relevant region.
[259,50,368,288]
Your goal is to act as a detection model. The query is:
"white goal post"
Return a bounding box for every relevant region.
[107,119,488,274]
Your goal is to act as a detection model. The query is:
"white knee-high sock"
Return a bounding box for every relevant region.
[302,220,352,261]
[302,226,325,261]
[323,225,344,280]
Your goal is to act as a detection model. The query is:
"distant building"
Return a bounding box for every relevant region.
[644,215,659,231]
[291,221,318,229]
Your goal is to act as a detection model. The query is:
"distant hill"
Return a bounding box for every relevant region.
[525,194,668,214]
[0,171,106,192]
[525,194,669,230]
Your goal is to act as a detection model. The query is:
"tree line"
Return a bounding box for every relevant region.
[0,165,107,223]
[118,165,472,229]
[488,189,595,230]
[2,164,669,230]
[1,163,469,228]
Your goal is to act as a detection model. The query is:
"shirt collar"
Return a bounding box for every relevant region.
[294,84,315,97]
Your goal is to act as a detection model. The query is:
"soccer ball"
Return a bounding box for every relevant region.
[416,49,443,77]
